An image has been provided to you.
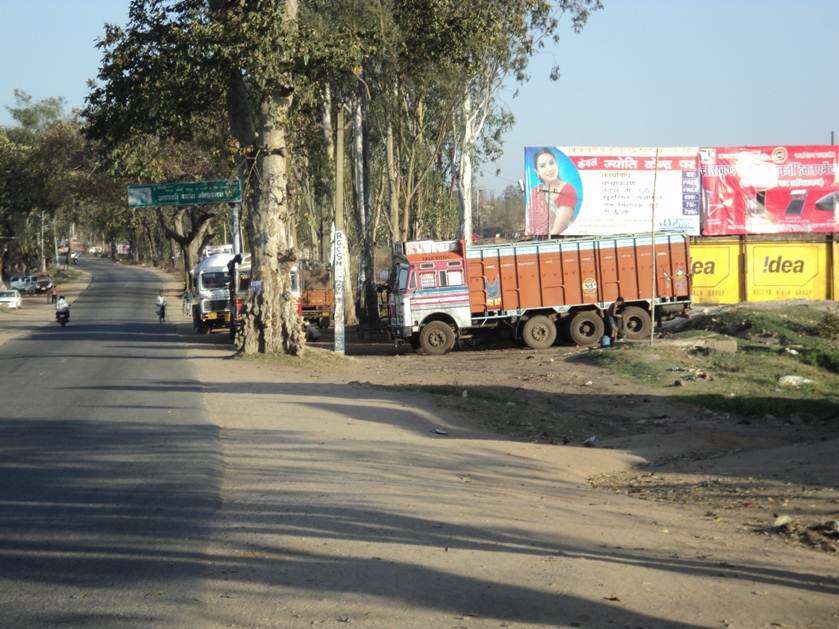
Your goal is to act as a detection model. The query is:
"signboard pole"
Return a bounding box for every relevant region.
[333,230,346,355]
[650,147,659,346]
[231,202,241,256]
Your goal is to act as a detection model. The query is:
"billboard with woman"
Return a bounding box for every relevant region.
[524,146,701,237]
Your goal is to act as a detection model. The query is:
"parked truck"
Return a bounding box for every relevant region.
[389,233,692,354]
[192,252,235,334]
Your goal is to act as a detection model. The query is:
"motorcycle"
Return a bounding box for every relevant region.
[56,308,70,327]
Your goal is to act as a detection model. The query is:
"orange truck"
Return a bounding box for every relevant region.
[301,288,333,329]
[388,233,691,354]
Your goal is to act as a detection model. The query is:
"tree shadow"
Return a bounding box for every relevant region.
[3,416,835,628]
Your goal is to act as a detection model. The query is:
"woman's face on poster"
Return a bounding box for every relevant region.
[535,152,559,183]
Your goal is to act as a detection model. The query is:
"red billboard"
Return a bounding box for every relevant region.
[700,146,839,235]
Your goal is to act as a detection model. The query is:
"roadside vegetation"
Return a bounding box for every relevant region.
[570,303,839,420]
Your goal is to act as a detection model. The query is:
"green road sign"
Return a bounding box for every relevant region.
[127,179,241,208]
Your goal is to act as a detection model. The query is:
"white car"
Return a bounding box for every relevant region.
[0,289,22,309]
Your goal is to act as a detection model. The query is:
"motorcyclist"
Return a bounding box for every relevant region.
[55,296,70,323]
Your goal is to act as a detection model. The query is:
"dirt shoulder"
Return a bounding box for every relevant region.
[285,305,839,555]
[0,268,93,346]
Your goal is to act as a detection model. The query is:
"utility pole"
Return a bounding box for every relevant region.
[333,105,346,355]
[40,211,46,273]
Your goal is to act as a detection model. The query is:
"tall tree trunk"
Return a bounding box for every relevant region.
[386,120,400,244]
[458,93,474,245]
[351,90,377,324]
[239,88,305,355]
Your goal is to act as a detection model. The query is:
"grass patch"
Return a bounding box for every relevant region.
[569,305,839,420]
[53,268,84,283]
[243,346,355,370]
[388,383,521,405]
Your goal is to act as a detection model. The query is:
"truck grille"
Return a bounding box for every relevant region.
[204,299,229,311]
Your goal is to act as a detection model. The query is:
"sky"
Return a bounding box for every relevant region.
[1,0,837,194]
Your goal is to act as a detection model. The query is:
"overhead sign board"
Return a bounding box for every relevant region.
[127,179,241,208]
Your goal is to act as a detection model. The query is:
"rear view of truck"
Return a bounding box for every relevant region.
[389,233,691,354]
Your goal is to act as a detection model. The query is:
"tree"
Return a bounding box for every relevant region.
[1,92,94,276]
[394,0,602,243]
[86,0,331,355]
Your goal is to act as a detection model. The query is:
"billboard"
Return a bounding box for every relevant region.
[524,146,701,237]
[700,145,839,235]
[690,241,741,304]
[745,242,829,301]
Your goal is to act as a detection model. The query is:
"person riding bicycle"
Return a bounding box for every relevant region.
[156,290,167,322]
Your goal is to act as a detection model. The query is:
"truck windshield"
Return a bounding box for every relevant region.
[201,271,228,290]
[396,267,410,292]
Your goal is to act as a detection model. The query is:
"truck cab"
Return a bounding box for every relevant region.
[389,240,472,353]
[192,252,234,334]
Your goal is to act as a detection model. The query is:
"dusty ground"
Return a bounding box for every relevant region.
[5,265,838,627]
[297,324,839,557]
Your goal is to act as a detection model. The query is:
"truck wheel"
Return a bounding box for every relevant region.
[419,321,456,355]
[622,306,652,340]
[522,315,557,349]
[569,311,604,346]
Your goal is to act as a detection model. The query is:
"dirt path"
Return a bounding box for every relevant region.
[181,338,838,628]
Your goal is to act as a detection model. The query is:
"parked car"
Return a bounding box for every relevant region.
[0,289,22,309]
[10,276,38,295]
[36,275,54,292]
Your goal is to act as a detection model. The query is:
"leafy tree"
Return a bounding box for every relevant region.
[394,0,602,243]
[86,0,324,355]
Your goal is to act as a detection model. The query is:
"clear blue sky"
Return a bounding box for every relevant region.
[1,1,837,194]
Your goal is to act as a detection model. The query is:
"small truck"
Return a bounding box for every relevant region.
[388,233,691,354]
[301,288,333,329]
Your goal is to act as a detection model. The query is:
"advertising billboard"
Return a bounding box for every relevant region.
[524,146,701,237]
[700,145,839,235]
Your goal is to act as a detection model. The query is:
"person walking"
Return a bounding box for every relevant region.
[606,296,625,343]
[182,288,193,317]
[156,290,167,323]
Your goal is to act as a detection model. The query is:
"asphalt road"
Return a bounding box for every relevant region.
[0,259,220,627]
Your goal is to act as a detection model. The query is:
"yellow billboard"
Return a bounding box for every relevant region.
[746,243,828,301]
[691,242,741,304]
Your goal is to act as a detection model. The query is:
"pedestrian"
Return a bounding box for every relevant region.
[46,285,54,304]
[182,288,193,316]
[52,285,61,305]
[156,289,167,323]
[606,296,625,343]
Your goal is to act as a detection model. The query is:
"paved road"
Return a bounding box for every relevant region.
[0,259,220,627]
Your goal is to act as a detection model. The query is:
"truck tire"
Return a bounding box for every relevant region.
[419,321,456,355]
[569,311,604,346]
[622,305,652,340]
[522,315,557,349]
